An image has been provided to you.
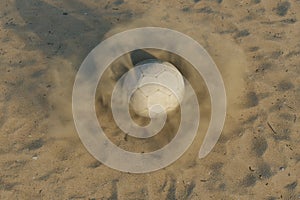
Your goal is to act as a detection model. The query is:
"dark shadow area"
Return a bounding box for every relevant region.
[130,49,158,65]
[12,0,133,65]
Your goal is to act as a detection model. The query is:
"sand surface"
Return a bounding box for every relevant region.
[0,0,299,199]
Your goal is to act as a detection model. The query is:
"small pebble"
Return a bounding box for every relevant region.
[279,166,285,171]
[32,156,38,160]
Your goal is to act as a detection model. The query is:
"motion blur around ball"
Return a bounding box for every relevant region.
[125,59,185,118]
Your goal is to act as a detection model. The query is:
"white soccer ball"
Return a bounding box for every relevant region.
[125,60,185,118]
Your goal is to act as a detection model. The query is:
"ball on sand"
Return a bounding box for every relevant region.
[126,60,185,118]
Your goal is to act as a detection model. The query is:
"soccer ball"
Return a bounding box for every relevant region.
[124,59,185,118]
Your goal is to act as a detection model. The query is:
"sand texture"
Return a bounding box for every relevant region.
[0,0,299,199]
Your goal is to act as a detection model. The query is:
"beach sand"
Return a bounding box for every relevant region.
[0,0,299,199]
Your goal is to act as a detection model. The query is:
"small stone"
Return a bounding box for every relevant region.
[279,166,285,171]
[32,156,38,160]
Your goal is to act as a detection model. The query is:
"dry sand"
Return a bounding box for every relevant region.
[0,0,299,199]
